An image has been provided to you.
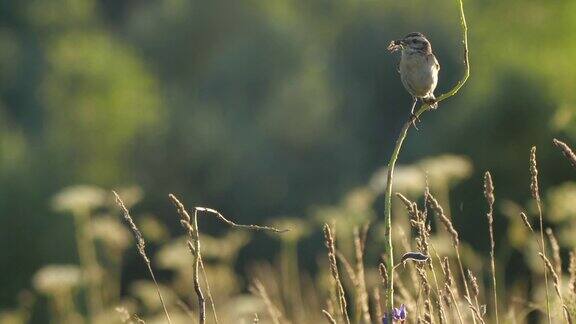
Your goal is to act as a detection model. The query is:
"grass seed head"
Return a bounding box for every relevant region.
[553,138,576,169]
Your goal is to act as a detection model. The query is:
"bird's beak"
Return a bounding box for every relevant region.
[387,39,403,52]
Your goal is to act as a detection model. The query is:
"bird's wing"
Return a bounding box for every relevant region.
[430,53,440,71]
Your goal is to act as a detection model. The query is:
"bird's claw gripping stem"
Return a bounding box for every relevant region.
[410,113,421,130]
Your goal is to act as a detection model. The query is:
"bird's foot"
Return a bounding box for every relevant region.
[423,97,438,109]
[410,113,421,130]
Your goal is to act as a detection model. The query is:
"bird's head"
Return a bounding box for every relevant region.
[388,32,432,54]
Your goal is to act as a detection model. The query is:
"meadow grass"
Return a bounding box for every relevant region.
[3,138,576,323]
[6,0,576,318]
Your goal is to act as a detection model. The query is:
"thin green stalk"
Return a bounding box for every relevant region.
[383,0,469,316]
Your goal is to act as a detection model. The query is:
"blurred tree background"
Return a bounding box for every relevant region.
[1,0,576,320]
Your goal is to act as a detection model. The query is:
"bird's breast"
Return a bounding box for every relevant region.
[399,52,438,97]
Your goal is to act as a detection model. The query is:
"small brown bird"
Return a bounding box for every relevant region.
[388,32,440,122]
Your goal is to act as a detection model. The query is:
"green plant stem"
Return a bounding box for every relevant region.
[383,0,469,316]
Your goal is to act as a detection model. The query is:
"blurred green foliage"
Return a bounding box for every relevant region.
[2,0,576,321]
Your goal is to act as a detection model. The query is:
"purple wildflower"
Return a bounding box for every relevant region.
[382,304,407,324]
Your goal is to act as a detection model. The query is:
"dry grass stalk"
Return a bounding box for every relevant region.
[194,206,287,233]
[424,230,459,322]
[170,194,286,323]
[379,263,388,290]
[566,308,574,324]
[553,138,576,169]
[373,287,383,321]
[440,287,451,309]
[334,249,363,323]
[426,191,458,246]
[415,264,435,322]
[441,258,454,290]
[250,279,283,324]
[378,261,394,319]
[397,228,421,293]
[428,190,474,322]
[323,224,350,324]
[539,253,561,298]
[519,212,534,232]
[417,266,431,297]
[569,251,576,296]
[396,192,417,219]
[530,147,552,324]
[408,189,440,302]
[467,270,479,299]
[398,191,441,297]
[353,228,371,323]
[113,191,172,324]
[442,281,464,323]
[397,191,444,304]
[437,297,447,324]
[464,295,487,324]
[198,257,218,324]
[530,147,541,201]
[483,171,499,324]
[467,269,482,322]
[397,192,430,254]
[169,194,206,324]
[546,228,562,278]
[420,199,448,313]
[539,253,572,323]
[440,259,464,324]
[322,310,337,324]
[335,250,358,286]
[483,171,495,207]
[360,222,370,253]
[113,192,148,265]
[186,240,205,324]
[423,299,433,323]
[253,313,259,324]
[326,298,336,322]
